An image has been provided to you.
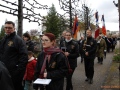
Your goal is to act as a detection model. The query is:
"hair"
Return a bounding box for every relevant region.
[28,51,34,56]
[44,33,55,41]
[65,30,72,35]
[5,21,15,27]
[62,30,67,34]
[23,33,31,40]
[86,29,92,33]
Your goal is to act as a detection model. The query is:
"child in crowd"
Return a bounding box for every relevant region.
[24,51,37,90]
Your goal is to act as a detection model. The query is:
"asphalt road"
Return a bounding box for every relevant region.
[63,51,114,90]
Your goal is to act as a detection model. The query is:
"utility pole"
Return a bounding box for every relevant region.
[18,0,23,37]
[83,4,88,38]
[69,0,72,30]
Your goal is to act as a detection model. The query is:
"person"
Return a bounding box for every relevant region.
[104,35,111,53]
[59,30,67,47]
[111,35,117,51]
[23,32,34,52]
[0,21,28,90]
[108,36,113,52]
[33,33,68,90]
[60,30,79,90]
[77,36,84,63]
[24,51,37,90]
[96,33,106,64]
[0,61,14,90]
[81,29,97,84]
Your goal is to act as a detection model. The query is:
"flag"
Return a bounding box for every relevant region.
[101,15,106,35]
[72,15,80,39]
[94,11,99,39]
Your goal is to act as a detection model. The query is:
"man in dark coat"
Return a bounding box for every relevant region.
[81,29,97,84]
[104,36,111,53]
[77,36,84,63]
[0,21,28,90]
[60,30,79,90]
[0,61,14,90]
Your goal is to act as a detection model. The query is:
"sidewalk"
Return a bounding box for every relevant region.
[101,61,120,90]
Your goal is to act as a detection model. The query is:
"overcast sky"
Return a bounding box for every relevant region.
[0,0,119,32]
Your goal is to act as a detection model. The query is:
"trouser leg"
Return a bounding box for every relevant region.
[84,59,89,78]
[84,58,94,79]
[88,60,94,79]
[100,57,103,64]
[66,68,75,90]
[98,57,100,63]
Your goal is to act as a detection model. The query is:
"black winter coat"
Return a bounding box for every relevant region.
[0,61,14,90]
[33,51,68,90]
[0,32,28,81]
[81,37,97,59]
[60,40,79,68]
[26,40,34,52]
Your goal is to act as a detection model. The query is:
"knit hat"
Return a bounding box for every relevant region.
[44,33,55,41]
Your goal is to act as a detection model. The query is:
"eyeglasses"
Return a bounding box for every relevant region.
[41,39,50,43]
[66,35,71,36]
[4,27,13,30]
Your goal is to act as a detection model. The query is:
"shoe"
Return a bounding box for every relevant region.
[81,60,83,63]
[85,78,89,81]
[89,79,93,84]
[100,62,103,64]
[81,58,83,63]
[97,61,100,63]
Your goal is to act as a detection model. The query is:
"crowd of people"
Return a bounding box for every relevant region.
[0,21,118,90]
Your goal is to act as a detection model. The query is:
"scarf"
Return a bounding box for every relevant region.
[65,38,72,42]
[39,47,62,78]
[43,47,62,55]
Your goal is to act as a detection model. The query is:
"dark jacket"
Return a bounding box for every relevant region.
[26,40,34,52]
[60,39,79,68]
[59,36,65,48]
[81,37,97,59]
[77,39,84,56]
[0,32,28,81]
[33,51,67,90]
[104,37,111,47]
[0,61,14,90]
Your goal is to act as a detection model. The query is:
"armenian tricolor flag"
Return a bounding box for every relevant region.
[72,15,80,39]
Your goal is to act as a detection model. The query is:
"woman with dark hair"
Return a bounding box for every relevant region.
[33,33,68,90]
[23,33,34,52]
